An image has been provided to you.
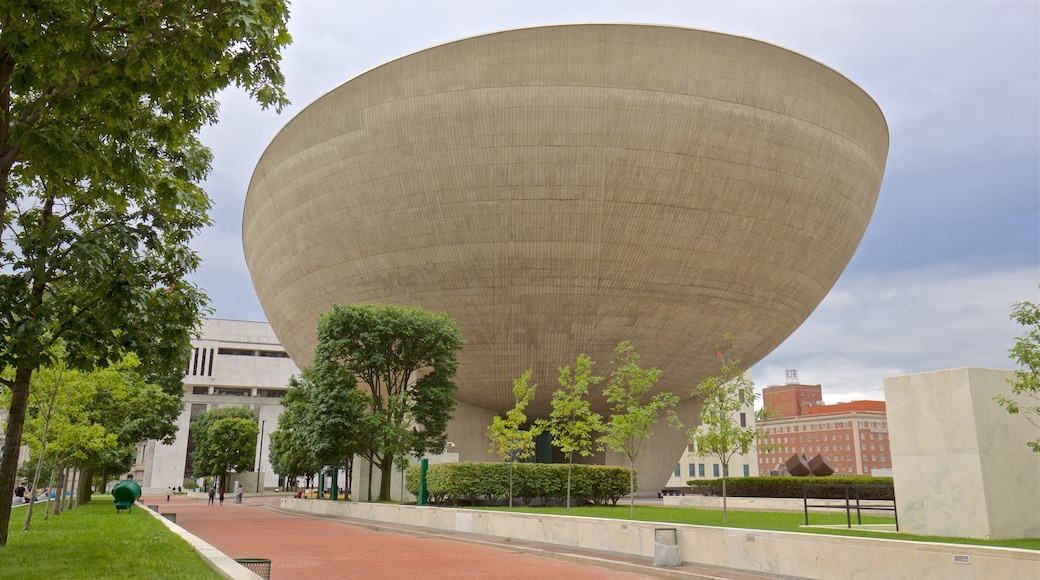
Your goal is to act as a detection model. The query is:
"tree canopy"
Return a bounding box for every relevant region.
[312,303,464,501]
[189,406,258,489]
[995,295,1040,452]
[0,2,290,544]
[598,340,679,516]
[488,369,540,507]
[538,354,602,510]
[690,339,764,522]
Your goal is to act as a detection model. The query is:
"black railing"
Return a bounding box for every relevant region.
[802,483,897,531]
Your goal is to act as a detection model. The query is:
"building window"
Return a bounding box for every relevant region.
[674,464,680,477]
[214,387,250,397]
[713,464,719,477]
[218,348,255,356]
[192,386,208,395]
[698,464,705,477]
[258,350,291,358]
[740,413,747,427]
[689,464,696,477]
[256,389,287,398]
[743,465,749,477]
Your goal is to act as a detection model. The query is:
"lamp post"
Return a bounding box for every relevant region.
[256,419,265,493]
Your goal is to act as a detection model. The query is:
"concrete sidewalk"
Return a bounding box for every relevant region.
[142,494,779,580]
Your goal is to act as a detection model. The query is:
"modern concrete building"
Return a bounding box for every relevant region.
[243,24,889,492]
[757,381,891,475]
[132,319,299,494]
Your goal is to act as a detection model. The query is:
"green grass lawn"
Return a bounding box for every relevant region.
[0,497,222,579]
[471,504,1040,551]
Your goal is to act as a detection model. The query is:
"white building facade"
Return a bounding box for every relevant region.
[132,319,300,494]
[666,396,759,488]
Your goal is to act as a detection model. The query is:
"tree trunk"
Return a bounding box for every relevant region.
[378,453,394,502]
[53,465,65,516]
[629,458,636,518]
[0,367,33,546]
[366,456,373,501]
[566,454,573,511]
[77,465,91,505]
[721,462,729,523]
[508,461,514,508]
[44,467,58,521]
[24,402,53,531]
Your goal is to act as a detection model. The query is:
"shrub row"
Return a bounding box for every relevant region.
[687,476,894,499]
[405,462,634,506]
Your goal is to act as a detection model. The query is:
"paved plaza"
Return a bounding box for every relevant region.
[142,494,777,580]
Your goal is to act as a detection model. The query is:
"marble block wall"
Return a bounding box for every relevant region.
[884,367,1040,539]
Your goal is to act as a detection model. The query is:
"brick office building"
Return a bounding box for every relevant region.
[756,377,891,476]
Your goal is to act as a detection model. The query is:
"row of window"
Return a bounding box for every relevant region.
[185,347,291,377]
[675,463,751,478]
[762,442,886,454]
[191,386,287,398]
[764,420,887,434]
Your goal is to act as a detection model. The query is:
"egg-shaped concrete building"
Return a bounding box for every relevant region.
[243,24,888,491]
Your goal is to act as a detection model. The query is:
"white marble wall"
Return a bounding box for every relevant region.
[884,367,1040,539]
[280,499,1040,579]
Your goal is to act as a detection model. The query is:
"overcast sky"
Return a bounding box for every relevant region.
[190,0,1039,404]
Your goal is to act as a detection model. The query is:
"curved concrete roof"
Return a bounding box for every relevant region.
[244,24,888,417]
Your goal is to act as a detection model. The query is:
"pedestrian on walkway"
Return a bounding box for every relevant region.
[219,488,225,505]
[208,486,216,505]
[236,484,243,503]
[167,487,172,502]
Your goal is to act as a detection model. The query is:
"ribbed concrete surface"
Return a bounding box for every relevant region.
[145,494,785,580]
[244,23,888,418]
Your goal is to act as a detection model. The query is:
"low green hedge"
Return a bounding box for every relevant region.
[406,462,634,506]
[687,476,894,499]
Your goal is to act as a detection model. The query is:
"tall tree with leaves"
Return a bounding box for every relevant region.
[690,339,766,522]
[488,369,540,508]
[189,406,259,492]
[0,2,290,544]
[268,386,324,490]
[598,341,679,517]
[538,355,602,510]
[995,295,1040,452]
[314,303,464,501]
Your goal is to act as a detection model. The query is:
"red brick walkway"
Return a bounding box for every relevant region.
[144,494,664,579]
[142,494,776,580]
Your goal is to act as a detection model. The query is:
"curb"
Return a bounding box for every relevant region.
[141,502,264,580]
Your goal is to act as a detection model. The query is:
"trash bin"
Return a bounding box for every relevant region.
[235,558,272,580]
[653,528,681,567]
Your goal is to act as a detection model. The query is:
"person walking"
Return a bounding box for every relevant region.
[208,486,216,506]
[219,487,225,505]
[236,484,243,504]
[167,487,172,502]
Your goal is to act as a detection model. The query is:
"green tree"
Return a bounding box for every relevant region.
[487,369,540,508]
[598,341,680,517]
[268,387,323,489]
[689,340,766,522]
[995,296,1040,452]
[284,361,367,496]
[0,2,290,544]
[314,303,463,501]
[74,352,182,503]
[538,355,602,510]
[189,407,259,492]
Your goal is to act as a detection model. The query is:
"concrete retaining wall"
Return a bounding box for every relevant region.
[281,499,1039,580]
